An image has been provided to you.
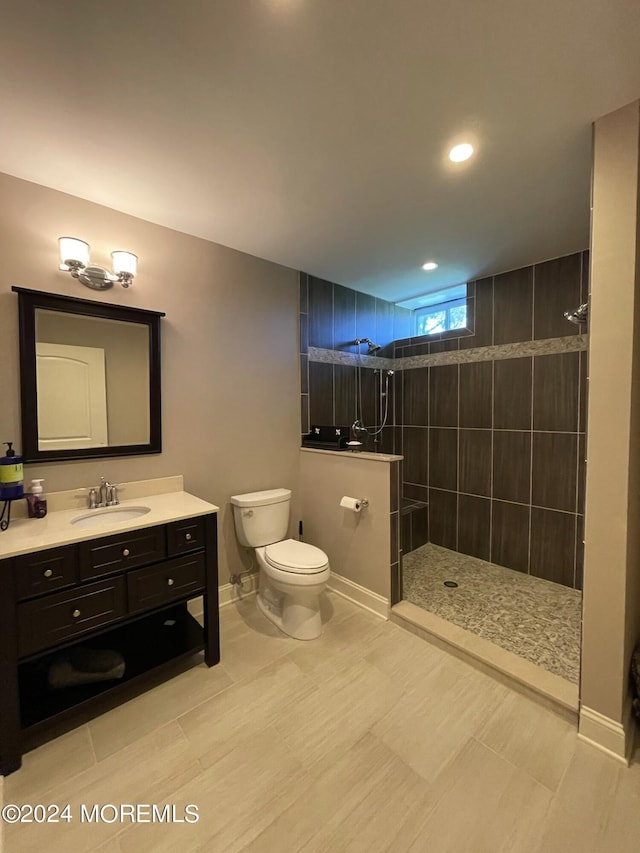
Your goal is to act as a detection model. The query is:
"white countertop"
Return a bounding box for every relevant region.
[0,491,219,560]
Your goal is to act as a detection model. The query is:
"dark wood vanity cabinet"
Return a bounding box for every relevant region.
[0,513,219,776]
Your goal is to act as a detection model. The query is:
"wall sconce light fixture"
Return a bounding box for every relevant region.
[58,237,138,290]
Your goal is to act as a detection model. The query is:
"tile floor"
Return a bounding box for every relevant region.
[402,543,582,683]
[2,592,639,853]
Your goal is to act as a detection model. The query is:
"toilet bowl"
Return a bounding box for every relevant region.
[230,489,330,640]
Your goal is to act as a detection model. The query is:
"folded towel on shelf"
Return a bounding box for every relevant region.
[47,647,126,689]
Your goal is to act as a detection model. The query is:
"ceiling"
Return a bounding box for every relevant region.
[2,1,640,303]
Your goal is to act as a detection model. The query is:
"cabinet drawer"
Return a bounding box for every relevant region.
[16,546,78,601]
[79,526,166,581]
[18,577,127,658]
[167,517,206,556]
[128,553,206,614]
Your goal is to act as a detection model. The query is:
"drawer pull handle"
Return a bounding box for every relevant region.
[122,548,130,557]
[167,578,175,586]
[72,609,81,618]
[185,533,192,542]
[43,568,53,578]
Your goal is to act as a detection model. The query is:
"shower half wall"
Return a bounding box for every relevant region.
[300,250,588,593]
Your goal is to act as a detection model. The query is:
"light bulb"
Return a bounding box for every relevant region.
[58,236,90,269]
[449,143,474,163]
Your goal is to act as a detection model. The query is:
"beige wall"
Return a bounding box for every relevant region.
[299,449,392,600]
[581,101,640,739]
[0,171,300,583]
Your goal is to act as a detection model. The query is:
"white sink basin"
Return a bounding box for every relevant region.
[71,506,151,528]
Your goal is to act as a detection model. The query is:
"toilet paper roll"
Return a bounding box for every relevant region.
[340,496,361,512]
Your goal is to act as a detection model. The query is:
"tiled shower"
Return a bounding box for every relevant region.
[300,250,588,611]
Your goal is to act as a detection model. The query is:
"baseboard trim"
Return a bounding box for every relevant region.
[219,573,259,608]
[578,702,633,765]
[327,572,389,620]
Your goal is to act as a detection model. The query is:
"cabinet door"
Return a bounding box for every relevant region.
[127,553,206,614]
[16,546,78,600]
[18,577,127,658]
[167,517,206,556]
[79,526,166,581]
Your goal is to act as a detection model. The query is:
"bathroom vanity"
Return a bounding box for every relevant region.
[0,490,219,776]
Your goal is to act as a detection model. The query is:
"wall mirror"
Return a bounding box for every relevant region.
[13,287,165,463]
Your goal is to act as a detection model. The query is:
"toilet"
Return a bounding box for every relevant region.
[230,488,330,640]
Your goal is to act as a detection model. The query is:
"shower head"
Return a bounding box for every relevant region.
[564,302,589,325]
[355,337,381,354]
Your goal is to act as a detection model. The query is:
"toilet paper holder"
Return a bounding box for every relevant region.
[340,495,369,512]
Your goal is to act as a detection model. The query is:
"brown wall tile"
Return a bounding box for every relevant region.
[299,272,309,313]
[390,460,400,512]
[430,338,459,353]
[359,364,377,428]
[457,494,491,561]
[577,433,586,515]
[532,432,577,512]
[429,488,457,550]
[429,428,457,490]
[575,515,585,590]
[533,352,579,431]
[309,362,333,425]
[411,507,429,549]
[534,255,581,340]
[401,511,412,553]
[390,511,399,564]
[459,429,492,496]
[493,431,531,504]
[493,266,533,345]
[334,364,356,426]
[355,291,376,343]
[579,351,588,432]
[308,276,334,349]
[376,297,394,355]
[491,500,530,573]
[403,367,429,426]
[403,427,429,486]
[300,313,309,353]
[390,561,402,605]
[333,284,357,352]
[379,426,395,454]
[429,364,458,426]
[394,305,412,341]
[530,508,576,586]
[460,277,493,349]
[459,361,492,428]
[403,483,429,503]
[494,357,532,430]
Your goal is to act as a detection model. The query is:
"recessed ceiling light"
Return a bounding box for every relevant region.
[449,143,474,162]
[422,261,438,271]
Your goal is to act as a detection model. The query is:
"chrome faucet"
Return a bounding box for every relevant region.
[99,477,110,507]
[87,477,120,509]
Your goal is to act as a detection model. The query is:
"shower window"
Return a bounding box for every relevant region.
[414,295,467,336]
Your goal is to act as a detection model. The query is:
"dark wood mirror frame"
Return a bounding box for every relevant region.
[13,287,165,464]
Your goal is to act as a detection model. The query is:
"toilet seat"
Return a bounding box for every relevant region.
[265,539,328,574]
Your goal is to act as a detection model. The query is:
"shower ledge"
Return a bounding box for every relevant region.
[390,600,579,723]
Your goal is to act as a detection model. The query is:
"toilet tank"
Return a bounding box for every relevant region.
[230,488,291,547]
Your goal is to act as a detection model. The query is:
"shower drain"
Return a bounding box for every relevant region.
[443,580,459,588]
